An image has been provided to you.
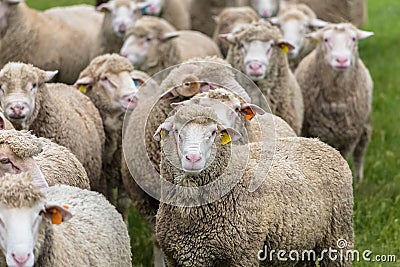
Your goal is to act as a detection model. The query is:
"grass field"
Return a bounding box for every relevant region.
[27,0,400,266]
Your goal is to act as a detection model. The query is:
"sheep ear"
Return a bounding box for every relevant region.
[153,121,173,141]
[356,29,374,40]
[97,2,112,12]
[268,17,280,26]
[308,19,329,30]
[43,204,72,225]
[74,76,94,94]
[161,32,180,42]
[170,100,191,110]
[135,2,151,12]
[305,29,323,42]
[240,103,265,120]
[159,87,179,100]
[219,33,236,44]
[277,40,295,54]
[44,71,58,82]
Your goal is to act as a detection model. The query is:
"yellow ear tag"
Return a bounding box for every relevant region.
[221,131,232,145]
[311,39,320,45]
[160,129,167,141]
[281,45,289,54]
[51,208,63,225]
[78,85,87,94]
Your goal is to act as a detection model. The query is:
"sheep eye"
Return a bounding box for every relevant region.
[238,42,244,49]
[100,76,108,81]
[351,36,356,42]
[0,158,10,164]
[324,38,329,43]
[145,37,152,42]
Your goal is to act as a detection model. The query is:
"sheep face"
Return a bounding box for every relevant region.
[0,144,47,188]
[141,0,165,16]
[76,70,139,113]
[0,173,71,267]
[306,23,374,70]
[0,63,57,130]
[97,0,149,37]
[270,10,328,58]
[154,106,241,174]
[250,0,279,18]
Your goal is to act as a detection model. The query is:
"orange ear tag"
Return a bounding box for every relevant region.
[221,131,232,145]
[51,208,63,225]
[243,107,256,121]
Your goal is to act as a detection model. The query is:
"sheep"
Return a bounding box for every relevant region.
[92,0,150,58]
[74,53,146,219]
[297,0,367,27]
[0,129,90,189]
[222,20,304,134]
[0,0,100,84]
[249,0,280,18]
[269,3,329,71]
[0,172,131,267]
[170,88,297,143]
[294,23,373,182]
[212,6,259,57]
[121,56,253,266]
[136,0,191,30]
[189,0,245,36]
[120,16,222,76]
[0,62,105,192]
[154,104,354,266]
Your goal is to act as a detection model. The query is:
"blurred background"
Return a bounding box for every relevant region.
[26,0,400,266]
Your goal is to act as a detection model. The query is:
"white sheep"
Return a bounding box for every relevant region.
[269,2,329,70]
[74,53,147,219]
[295,23,373,181]
[212,6,259,57]
[249,0,280,18]
[92,0,149,58]
[0,172,131,267]
[0,62,105,192]
[0,0,100,84]
[154,104,354,266]
[136,0,191,30]
[120,16,222,75]
[222,20,304,134]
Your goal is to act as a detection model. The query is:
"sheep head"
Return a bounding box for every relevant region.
[0,62,57,130]
[154,105,241,174]
[250,0,280,18]
[0,172,71,267]
[305,23,373,70]
[221,20,295,81]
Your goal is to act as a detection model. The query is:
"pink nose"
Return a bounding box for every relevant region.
[12,253,30,265]
[10,104,25,115]
[336,57,349,65]
[121,93,138,110]
[249,62,263,72]
[261,9,269,17]
[185,154,201,163]
[118,24,127,34]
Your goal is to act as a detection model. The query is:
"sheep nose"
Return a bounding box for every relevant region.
[118,24,127,34]
[10,104,25,115]
[249,62,262,72]
[121,93,138,110]
[336,57,349,65]
[261,9,269,17]
[12,252,30,265]
[185,154,202,163]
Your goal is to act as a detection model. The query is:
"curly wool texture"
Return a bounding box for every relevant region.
[0,63,105,190]
[226,20,304,135]
[212,6,259,57]
[156,106,354,266]
[0,3,98,84]
[294,23,372,180]
[125,16,221,75]
[0,172,132,267]
[0,172,44,208]
[0,130,42,158]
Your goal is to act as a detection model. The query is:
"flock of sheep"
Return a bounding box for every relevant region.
[0,0,373,266]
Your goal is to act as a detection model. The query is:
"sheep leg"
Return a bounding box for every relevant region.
[153,240,167,267]
[116,184,132,224]
[352,124,371,183]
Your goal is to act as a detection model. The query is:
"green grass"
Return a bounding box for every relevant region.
[26,0,400,266]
